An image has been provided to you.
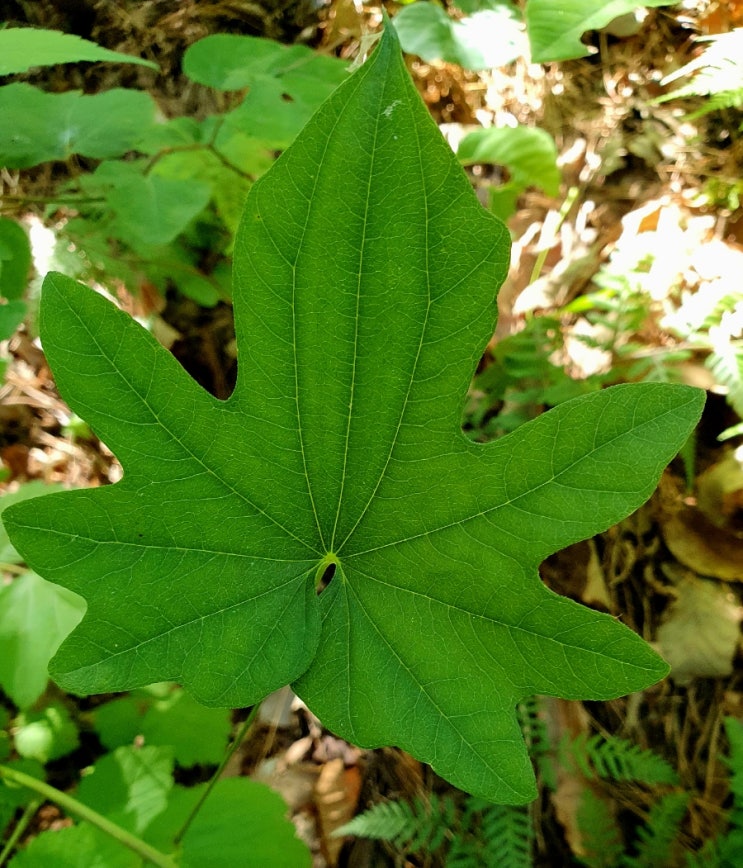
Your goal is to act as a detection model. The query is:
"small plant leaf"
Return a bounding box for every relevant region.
[2,23,703,803]
[145,778,312,867]
[0,218,32,301]
[8,822,138,868]
[183,34,347,146]
[82,161,212,247]
[394,1,524,70]
[0,27,158,75]
[458,126,560,197]
[525,0,677,63]
[0,84,157,169]
[77,745,174,835]
[14,702,79,763]
[0,570,84,709]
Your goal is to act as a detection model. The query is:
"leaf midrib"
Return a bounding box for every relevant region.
[345,395,690,558]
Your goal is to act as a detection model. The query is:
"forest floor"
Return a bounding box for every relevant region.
[2,1,743,865]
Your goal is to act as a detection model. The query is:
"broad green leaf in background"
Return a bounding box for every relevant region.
[0,217,31,342]
[3,24,703,802]
[145,778,312,867]
[80,161,212,247]
[77,745,174,835]
[0,301,26,343]
[94,687,232,766]
[0,217,32,301]
[525,0,678,63]
[0,84,157,169]
[394,0,525,70]
[458,125,560,219]
[8,822,138,868]
[0,571,84,708]
[0,27,158,75]
[0,484,84,708]
[183,34,347,146]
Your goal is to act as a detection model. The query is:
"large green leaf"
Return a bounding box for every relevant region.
[0,28,158,75]
[0,84,157,168]
[525,0,678,63]
[2,24,703,802]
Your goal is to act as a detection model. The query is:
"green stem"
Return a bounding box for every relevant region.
[0,766,177,868]
[528,185,580,286]
[0,798,40,866]
[172,704,259,847]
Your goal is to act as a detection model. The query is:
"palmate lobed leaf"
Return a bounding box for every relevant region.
[2,24,703,803]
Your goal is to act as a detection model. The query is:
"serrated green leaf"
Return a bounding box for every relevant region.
[524,0,677,63]
[0,84,157,169]
[394,1,524,70]
[145,777,311,867]
[0,27,158,75]
[77,745,173,835]
[2,24,704,803]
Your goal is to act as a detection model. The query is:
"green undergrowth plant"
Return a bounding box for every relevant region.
[392,0,679,68]
[0,14,705,865]
[0,217,31,380]
[337,709,743,866]
[0,693,311,867]
[467,238,742,441]
[0,26,347,310]
[656,28,743,121]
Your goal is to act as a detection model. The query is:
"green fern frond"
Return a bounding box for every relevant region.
[449,798,533,868]
[658,28,743,116]
[576,788,624,868]
[480,802,533,868]
[336,793,455,856]
[560,733,679,785]
[622,791,688,868]
[706,340,743,421]
[516,696,557,790]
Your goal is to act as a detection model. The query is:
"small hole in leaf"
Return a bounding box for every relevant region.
[317,562,336,594]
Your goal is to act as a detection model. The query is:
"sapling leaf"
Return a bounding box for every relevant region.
[2,23,704,802]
